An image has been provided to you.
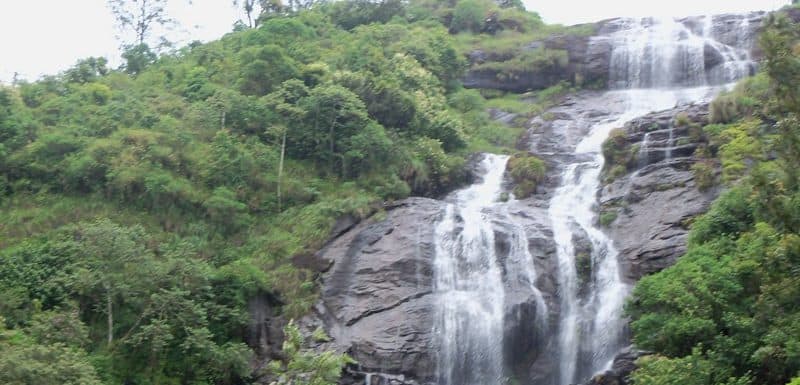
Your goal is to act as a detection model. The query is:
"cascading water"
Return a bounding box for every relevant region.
[549,14,757,385]
[549,89,713,385]
[609,15,755,89]
[434,154,547,385]
[433,154,510,385]
[432,12,757,385]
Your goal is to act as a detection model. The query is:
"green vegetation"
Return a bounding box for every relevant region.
[627,13,800,385]
[267,322,354,385]
[483,81,573,123]
[424,0,595,90]
[0,1,556,383]
[602,128,638,182]
[690,160,716,191]
[506,152,546,198]
[599,210,618,227]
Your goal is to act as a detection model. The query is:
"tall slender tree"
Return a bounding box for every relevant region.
[233,0,259,28]
[108,0,175,47]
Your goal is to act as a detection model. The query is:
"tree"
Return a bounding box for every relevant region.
[108,0,175,48]
[64,57,109,84]
[121,43,158,75]
[233,0,259,28]
[70,220,152,347]
[295,84,371,175]
[0,340,103,385]
[238,45,300,96]
[266,80,309,211]
[451,0,493,33]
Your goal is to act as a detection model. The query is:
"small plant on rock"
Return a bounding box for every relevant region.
[506,152,546,199]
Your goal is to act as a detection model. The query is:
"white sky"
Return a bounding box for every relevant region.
[0,0,790,84]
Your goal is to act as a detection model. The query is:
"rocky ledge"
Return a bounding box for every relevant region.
[599,103,721,281]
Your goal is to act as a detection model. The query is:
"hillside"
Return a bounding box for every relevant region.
[0,1,561,384]
[1,1,799,385]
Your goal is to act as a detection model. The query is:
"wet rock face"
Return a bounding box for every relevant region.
[312,198,442,382]
[581,348,647,385]
[599,104,720,280]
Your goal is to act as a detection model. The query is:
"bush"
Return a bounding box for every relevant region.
[632,349,713,385]
[599,210,618,227]
[204,187,251,234]
[691,161,715,191]
[675,112,691,127]
[710,93,740,124]
[688,186,754,245]
[602,128,637,181]
[507,152,546,198]
[451,0,493,33]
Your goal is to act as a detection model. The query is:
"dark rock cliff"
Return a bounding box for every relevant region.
[310,198,442,383]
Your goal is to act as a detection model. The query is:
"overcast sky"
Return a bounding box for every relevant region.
[0,0,789,84]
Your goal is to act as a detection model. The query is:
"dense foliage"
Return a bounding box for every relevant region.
[0,1,540,384]
[627,11,800,385]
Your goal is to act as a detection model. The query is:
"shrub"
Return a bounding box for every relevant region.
[599,210,618,227]
[675,112,691,127]
[688,186,754,245]
[602,128,637,181]
[506,152,546,198]
[710,93,740,124]
[691,161,715,192]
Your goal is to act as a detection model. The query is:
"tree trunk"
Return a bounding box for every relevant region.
[278,129,286,212]
[329,107,339,175]
[246,0,254,29]
[106,288,114,346]
[138,0,148,46]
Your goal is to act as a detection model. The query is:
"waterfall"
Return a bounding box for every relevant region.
[665,126,675,161]
[434,154,510,385]
[609,15,755,89]
[434,154,549,385]
[549,90,697,385]
[431,12,757,385]
[549,14,757,385]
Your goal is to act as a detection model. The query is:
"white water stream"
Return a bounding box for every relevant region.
[434,154,513,385]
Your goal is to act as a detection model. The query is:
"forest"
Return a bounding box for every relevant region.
[0,1,552,384]
[0,0,799,385]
